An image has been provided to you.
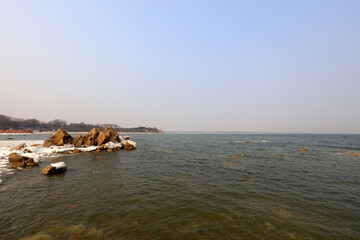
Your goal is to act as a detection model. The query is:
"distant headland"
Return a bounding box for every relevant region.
[0,114,163,133]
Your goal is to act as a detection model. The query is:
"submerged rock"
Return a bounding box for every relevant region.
[301,148,308,153]
[8,153,37,167]
[9,143,26,151]
[41,162,67,175]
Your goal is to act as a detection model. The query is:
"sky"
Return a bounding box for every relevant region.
[0,0,359,133]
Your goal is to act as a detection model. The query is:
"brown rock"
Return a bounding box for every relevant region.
[97,128,112,146]
[41,163,67,175]
[26,158,38,166]
[8,153,36,167]
[115,146,121,151]
[244,141,252,143]
[24,148,33,153]
[31,144,41,147]
[49,129,73,146]
[96,127,120,146]
[9,143,26,151]
[301,148,308,153]
[43,139,53,147]
[98,144,107,151]
[107,127,120,142]
[71,134,84,148]
[83,128,102,146]
[123,136,130,140]
[73,148,80,153]
[124,140,136,150]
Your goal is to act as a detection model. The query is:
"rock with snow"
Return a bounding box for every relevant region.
[9,143,26,151]
[8,153,38,167]
[41,162,67,175]
[124,140,136,150]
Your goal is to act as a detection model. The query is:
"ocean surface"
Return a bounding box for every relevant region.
[0,134,359,239]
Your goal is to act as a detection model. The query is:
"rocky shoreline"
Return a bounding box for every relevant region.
[5,127,136,176]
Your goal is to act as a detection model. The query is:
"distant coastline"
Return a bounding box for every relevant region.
[0,114,163,134]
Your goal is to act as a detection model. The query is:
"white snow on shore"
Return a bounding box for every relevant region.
[0,140,125,181]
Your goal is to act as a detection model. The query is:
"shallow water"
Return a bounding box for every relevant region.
[0,134,359,239]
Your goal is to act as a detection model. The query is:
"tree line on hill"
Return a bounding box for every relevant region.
[0,114,163,133]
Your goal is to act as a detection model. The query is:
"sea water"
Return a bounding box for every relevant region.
[0,134,359,239]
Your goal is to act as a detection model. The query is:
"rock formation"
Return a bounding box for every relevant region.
[124,140,136,150]
[43,129,73,147]
[8,153,38,167]
[41,162,67,175]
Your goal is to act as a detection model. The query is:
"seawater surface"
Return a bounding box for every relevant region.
[0,134,359,239]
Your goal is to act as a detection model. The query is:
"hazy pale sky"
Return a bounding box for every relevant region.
[1,0,359,133]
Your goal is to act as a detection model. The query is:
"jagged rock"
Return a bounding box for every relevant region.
[8,153,37,167]
[49,129,73,146]
[107,127,120,143]
[24,148,33,153]
[124,140,136,150]
[43,139,52,147]
[41,162,67,175]
[97,128,112,146]
[72,134,84,148]
[9,143,26,151]
[96,127,120,146]
[83,128,102,146]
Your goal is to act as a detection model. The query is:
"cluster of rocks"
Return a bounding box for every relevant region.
[42,127,136,152]
[6,127,136,175]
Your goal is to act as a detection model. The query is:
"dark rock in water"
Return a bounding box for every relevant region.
[72,134,84,148]
[41,162,67,175]
[8,153,37,167]
[123,136,130,140]
[26,158,38,167]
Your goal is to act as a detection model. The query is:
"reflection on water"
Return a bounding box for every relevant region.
[0,134,360,239]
